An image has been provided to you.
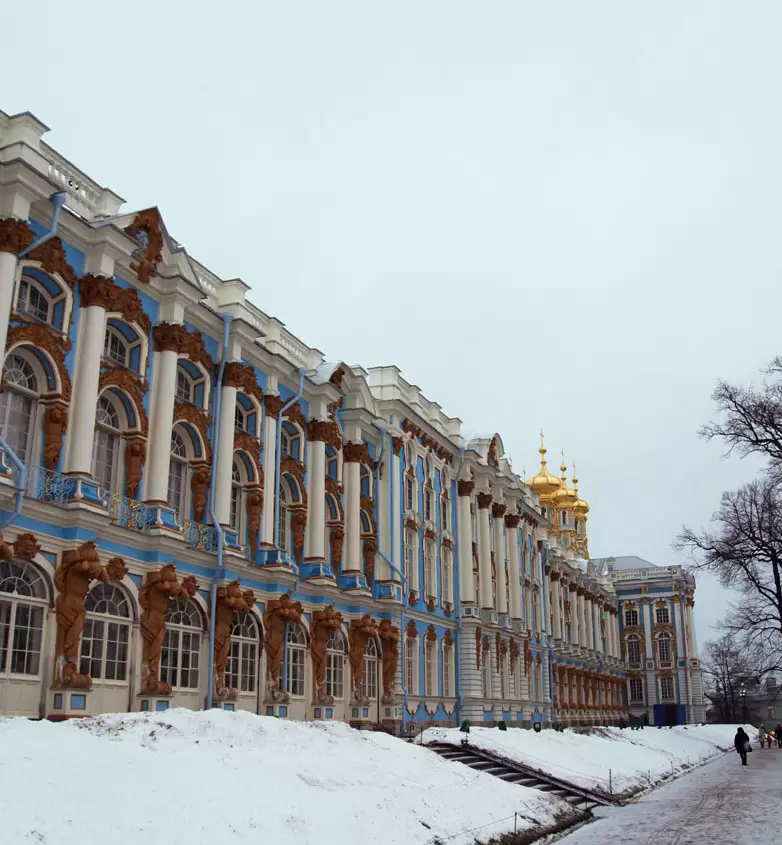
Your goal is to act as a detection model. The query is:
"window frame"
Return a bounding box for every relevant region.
[160,599,202,691]
[79,583,131,683]
[226,613,259,695]
[285,624,306,698]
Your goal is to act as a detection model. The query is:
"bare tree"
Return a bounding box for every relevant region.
[700,356,782,469]
[676,476,782,669]
[701,634,761,722]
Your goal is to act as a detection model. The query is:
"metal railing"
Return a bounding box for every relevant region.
[182,519,219,552]
[25,464,73,506]
[107,493,152,533]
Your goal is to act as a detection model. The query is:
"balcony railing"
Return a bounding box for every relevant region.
[107,493,151,533]
[182,519,219,553]
[25,464,74,506]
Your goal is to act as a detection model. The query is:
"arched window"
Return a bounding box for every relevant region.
[226,613,259,694]
[168,430,188,520]
[442,640,454,697]
[234,403,248,433]
[325,630,345,700]
[657,633,671,664]
[561,510,568,525]
[176,368,194,404]
[103,327,129,367]
[0,560,47,677]
[423,487,434,522]
[0,354,38,464]
[161,599,201,690]
[424,636,437,696]
[230,461,242,533]
[92,396,121,491]
[285,624,306,697]
[278,486,289,552]
[626,635,641,667]
[80,583,131,681]
[440,495,450,531]
[16,276,52,324]
[361,637,378,700]
[405,635,418,695]
[326,448,338,480]
[280,423,300,460]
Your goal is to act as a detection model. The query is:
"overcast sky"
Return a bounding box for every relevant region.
[6,1,781,649]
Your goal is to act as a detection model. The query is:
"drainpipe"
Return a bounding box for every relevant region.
[273,367,305,702]
[373,426,410,733]
[0,437,26,532]
[18,192,68,258]
[205,313,233,711]
[451,447,465,724]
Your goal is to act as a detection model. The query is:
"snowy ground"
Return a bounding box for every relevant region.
[0,710,577,845]
[559,741,782,844]
[423,723,755,795]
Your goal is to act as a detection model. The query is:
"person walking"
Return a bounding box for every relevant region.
[758,725,768,749]
[775,724,782,749]
[735,727,750,765]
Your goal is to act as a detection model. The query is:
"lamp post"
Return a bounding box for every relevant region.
[739,681,748,722]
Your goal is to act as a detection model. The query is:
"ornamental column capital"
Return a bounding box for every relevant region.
[504,513,521,529]
[491,502,507,519]
[476,492,493,510]
[264,394,285,416]
[457,478,475,497]
[78,274,117,308]
[391,436,405,456]
[343,441,370,464]
[0,218,34,256]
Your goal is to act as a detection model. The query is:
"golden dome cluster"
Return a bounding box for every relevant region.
[528,434,589,516]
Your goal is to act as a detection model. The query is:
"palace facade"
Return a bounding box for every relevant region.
[0,107,666,728]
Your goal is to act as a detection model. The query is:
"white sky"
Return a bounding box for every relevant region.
[6,0,781,648]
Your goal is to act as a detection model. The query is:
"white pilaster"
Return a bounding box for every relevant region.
[214,382,238,524]
[506,516,522,619]
[642,599,654,659]
[458,482,475,603]
[343,435,362,573]
[0,251,17,361]
[306,436,327,560]
[391,442,402,578]
[686,601,698,657]
[261,409,277,545]
[477,493,493,609]
[570,587,580,647]
[552,575,562,640]
[577,592,587,647]
[493,505,507,615]
[64,304,107,475]
[143,348,179,502]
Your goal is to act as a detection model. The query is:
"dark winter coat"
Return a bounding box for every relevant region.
[734,729,748,751]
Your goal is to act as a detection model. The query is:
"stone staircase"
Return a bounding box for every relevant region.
[427,741,613,813]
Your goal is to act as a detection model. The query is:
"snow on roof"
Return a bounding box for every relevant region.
[591,555,658,572]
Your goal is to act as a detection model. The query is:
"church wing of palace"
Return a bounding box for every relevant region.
[0,108,702,727]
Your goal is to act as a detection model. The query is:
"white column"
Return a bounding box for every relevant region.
[143,347,179,502]
[64,299,107,475]
[0,215,33,361]
[477,492,493,609]
[458,480,475,603]
[570,586,579,647]
[686,599,698,657]
[343,440,362,573]
[261,394,281,545]
[551,574,562,640]
[525,581,533,632]
[214,382,237,524]
[391,438,403,578]
[614,610,621,662]
[492,503,507,615]
[577,592,587,647]
[305,425,326,561]
[642,599,654,659]
[586,598,595,651]
[506,514,522,619]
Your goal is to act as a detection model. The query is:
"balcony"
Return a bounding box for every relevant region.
[10,463,220,553]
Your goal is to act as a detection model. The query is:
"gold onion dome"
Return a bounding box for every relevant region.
[553,455,577,507]
[528,437,561,495]
[572,467,590,517]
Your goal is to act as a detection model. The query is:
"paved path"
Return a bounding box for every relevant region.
[559,746,782,844]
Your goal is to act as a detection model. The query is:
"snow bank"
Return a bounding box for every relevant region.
[423,723,754,795]
[0,710,576,845]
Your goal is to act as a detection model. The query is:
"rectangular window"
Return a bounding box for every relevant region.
[660,676,675,701]
[655,606,670,625]
[361,652,377,700]
[167,460,187,521]
[404,530,416,586]
[424,489,433,522]
[658,636,671,663]
[443,646,453,697]
[441,548,453,604]
[92,429,117,492]
[175,370,193,403]
[2,602,43,676]
[325,650,344,699]
[425,642,436,696]
[286,646,305,697]
[424,540,436,599]
[629,678,644,702]
[227,640,257,693]
[624,609,639,627]
[627,638,641,666]
[405,638,417,695]
[405,476,415,511]
[440,497,449,531]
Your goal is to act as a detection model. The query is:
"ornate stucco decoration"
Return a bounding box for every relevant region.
[343,441,371,466]
[42,404,68,471]
[173,399,213,464]
[54,541,109,690]
[153,323,214,371]
[13,533,41,561]
[246,487,263,552]
[0,218,34,255]
[349,614,378,704]
[264,593,303,700]
[124,209,164,284]
[26,237,77,287]
[99,365,149,434]
[329,525,344,571]
[6,323,72,401]
[379,619,399,703]
[222,361,263,404]
[139,564,196,695]
[311,605,344,704]
[307,418,342,450]
[213,581,255,700]
[79,275,151,330]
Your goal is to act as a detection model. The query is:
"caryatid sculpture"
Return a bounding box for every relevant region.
[378,618,400,703]
[139,564,197,695]
[213,581,255,700]
[263,593,303,700]
[349,613,378,704]
[311,605,344,704]
[54,541,109,689]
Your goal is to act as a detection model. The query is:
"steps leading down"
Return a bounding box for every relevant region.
[427,741,613,812]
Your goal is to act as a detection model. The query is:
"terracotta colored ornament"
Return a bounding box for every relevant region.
[311,605,344,704]
[42,404,68,471]
[213,581,255,700]
[138,564,192,695]
[245,488,263,552]
[124,438,146,499]
[291,509,307,562]
[190,465,211,523]
[349,614,377,704]
[263,593,303,699]
[378,619,400,703]
[54,542,109,689]
[13,533,40,561]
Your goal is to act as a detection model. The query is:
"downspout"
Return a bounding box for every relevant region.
[452,447,465,724]
[206,313,233,710]
[18,192,68,258]
[0,437,26,531]
[273,367,305,702]
[373,426,409,733]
